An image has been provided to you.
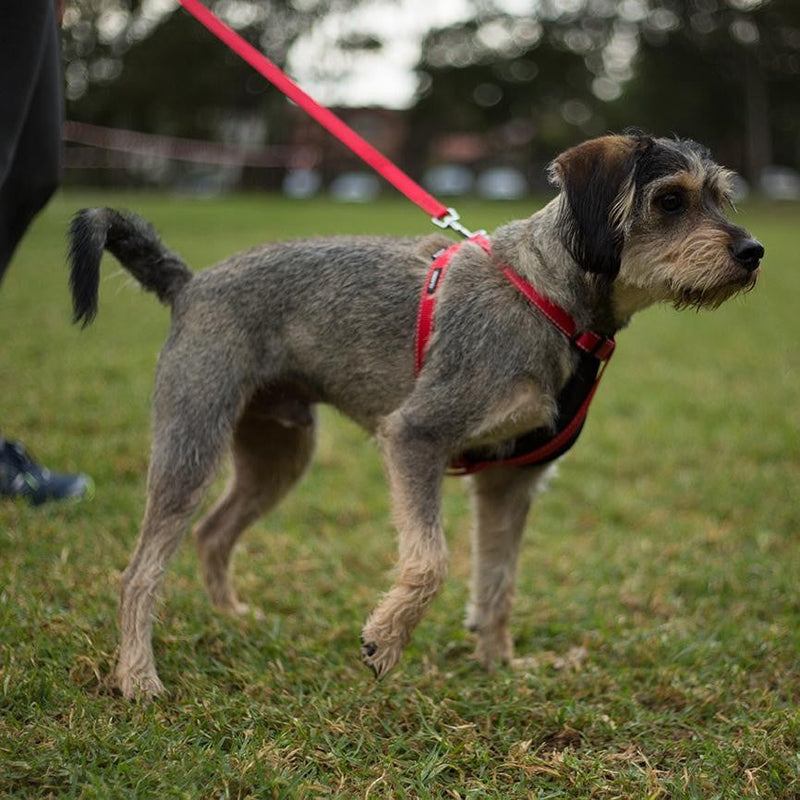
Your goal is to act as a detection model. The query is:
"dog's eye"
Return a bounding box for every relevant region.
[657,193,685,214]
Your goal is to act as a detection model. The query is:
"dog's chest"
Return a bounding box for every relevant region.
[463,379,557,450]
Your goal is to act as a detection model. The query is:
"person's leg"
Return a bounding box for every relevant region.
[0,3,90,504]
[0,0,62,280]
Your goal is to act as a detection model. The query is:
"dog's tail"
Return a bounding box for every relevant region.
[68,207,193,327]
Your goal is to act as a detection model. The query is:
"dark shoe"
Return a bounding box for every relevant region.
[0,439,92,506]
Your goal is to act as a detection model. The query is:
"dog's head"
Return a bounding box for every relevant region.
[549,131,763,316]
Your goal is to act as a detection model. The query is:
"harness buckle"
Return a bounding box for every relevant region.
[573,330,616,361]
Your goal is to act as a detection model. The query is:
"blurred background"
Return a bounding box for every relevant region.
[61,0,800,201]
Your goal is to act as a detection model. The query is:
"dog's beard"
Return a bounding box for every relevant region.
[672,270,759,311]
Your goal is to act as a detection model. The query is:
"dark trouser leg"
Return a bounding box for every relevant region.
[0,0,62,281]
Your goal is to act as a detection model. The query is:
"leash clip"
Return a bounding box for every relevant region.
[431,208,474,239]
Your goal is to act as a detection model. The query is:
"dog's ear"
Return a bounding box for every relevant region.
[549,133,652,277]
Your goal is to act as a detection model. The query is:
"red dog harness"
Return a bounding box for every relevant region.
[415,233,615,475]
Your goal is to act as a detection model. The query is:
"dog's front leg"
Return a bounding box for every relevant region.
[467,464,551,670]
[361,409,451,679]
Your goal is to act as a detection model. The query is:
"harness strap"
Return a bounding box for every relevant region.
[415,238,479,375]
[414,235,616,475]
[470,235,615,362]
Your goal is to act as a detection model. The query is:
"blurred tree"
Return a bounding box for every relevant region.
[407,0,798,181]
[62,0,799,186]
[407,4,632,183]
[62,0,356,141]
[609,0,800,181]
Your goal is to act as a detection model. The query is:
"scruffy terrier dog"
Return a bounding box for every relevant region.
[68,132,762,699]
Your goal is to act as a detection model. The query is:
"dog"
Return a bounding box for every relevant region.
[67,131,763,699]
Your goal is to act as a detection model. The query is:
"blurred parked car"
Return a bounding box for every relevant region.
[283,168,322,199]
[423,164,474,197]
[329,172,381,202]
[759,166,800,200]
[476,167,528,200]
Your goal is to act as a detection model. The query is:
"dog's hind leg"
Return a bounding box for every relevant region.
[117,490,206,699]
[194,393,316,616]
[115,345,245,700]
[466,464,550,671]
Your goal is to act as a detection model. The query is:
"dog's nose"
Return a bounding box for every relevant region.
[730,238,764,271]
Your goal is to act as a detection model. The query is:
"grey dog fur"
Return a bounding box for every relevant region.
[67,132,762,698]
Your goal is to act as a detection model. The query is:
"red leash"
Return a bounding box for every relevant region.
[176,0,474,238]
[178,0,617,476]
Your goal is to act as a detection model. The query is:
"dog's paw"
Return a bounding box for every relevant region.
[463,603,480,634]
[472,625,514,673]
[115,667,166,701]
[359,625,406,680]
[228,600,265,621]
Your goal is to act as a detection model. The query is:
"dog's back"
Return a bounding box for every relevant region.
[67,208,455,429]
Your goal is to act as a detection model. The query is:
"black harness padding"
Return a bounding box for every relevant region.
[452,352,602,473]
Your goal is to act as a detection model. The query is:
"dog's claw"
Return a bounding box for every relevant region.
[360,637,377,658]
[360,635,386,679]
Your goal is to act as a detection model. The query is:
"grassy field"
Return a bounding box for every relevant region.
[1,191,798,799]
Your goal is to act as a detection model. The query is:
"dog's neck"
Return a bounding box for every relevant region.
[608,282,660,328]
[491,198,622,337]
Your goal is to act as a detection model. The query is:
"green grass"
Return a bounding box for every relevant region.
[1,191,799,799]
